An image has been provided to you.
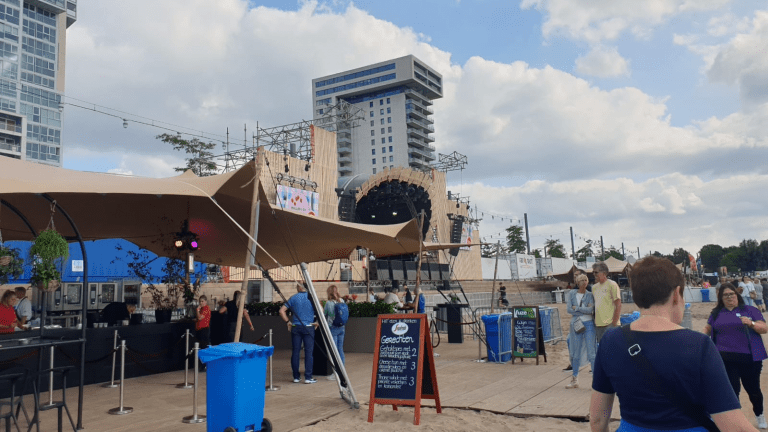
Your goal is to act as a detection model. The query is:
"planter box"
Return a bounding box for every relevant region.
[345,317,378,353]
[244,315,380,353]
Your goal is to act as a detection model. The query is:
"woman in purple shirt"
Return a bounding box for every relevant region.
[704,283,768,429]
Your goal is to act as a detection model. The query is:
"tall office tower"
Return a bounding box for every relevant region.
[312,55,442,179]
[0,0,76,166]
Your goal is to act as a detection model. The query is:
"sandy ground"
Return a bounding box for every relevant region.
[295,301,768,432]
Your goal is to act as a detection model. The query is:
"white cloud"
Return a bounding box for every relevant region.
[707,10,768,108]
[574,46,631,77]
[708,12,751,37]
[520,0,731,43]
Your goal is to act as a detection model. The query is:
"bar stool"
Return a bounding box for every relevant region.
[0,368,30,432]
[31,366,76,432]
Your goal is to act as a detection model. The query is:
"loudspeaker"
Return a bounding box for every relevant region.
[390,260,405,281]
[449,219,463,257]
[404,261,418,280]
[428,263,440,281]
[440,280,451,291]
[440,264,450,281]
[376,260,391,281]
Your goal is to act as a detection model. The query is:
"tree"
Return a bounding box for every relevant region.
[157,133,218,177]
[544,238,567,258]
[532,249,542,258]
[739,239,760,272]
[505,225,527,254]
[670,248,690,266]
[574,240,594,261]
[481,240,499,258]
[720,248,745,274]
[604,247,625,260]
[699,244,724,272]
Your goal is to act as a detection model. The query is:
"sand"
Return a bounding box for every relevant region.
[295,301,768,432]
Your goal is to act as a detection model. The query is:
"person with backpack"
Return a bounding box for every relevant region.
[324,285,347,365]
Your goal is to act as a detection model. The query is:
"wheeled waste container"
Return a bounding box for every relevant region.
[701,289,711,302]
[481,313,512,363]
[199,342,274,432]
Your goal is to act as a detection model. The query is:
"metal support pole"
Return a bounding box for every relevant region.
[108,340,133,415]
[41,346,55,408]
[177,329,193,389]
[266,329,280,391]
[524,213,530,255]
[103,330,119,388]
[182,343,206,424]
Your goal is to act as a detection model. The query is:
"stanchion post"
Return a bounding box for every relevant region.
[108,340,133,415]
[103,330,119,388]
[182,342,206,424]
[177,329,193,389]
[265,329,280,391]
[41,345,56,408]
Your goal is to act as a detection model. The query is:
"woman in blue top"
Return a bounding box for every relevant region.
[704,283,768,429]
[590,256,756,432]
[323,285,345,365]
[565,273,595,389]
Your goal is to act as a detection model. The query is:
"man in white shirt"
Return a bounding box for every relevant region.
[14,286,33,326]
[739,276,756,307]
[383,286,403,309]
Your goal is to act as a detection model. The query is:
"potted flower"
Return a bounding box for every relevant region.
[29,229,68,292]
[0,244,24,285]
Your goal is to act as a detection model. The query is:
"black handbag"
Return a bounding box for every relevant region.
[620,325,719,432]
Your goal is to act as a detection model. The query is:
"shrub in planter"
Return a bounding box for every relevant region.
[348,300,395,317]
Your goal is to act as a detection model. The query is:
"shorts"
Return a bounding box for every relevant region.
[755,299,764,306]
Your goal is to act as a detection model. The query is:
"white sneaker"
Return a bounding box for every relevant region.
[305,378,317,384]
[293,378,300,383]
[757,414,767,429]
[565,376,578,389]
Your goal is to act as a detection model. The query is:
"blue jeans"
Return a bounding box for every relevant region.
[291,326,315,380]
[330,326,345,365]
[570,319,596,377]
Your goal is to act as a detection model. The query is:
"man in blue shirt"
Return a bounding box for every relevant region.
[279,284,318,384]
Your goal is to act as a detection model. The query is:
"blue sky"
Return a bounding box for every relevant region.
[61,0,768,257]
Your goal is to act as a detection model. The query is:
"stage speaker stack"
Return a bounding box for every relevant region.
[449,219,463,257]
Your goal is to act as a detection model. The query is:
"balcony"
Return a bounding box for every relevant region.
[338,166,353,174]
[404,89,432,106]
[407,137,435,151]
[408,147,436,161]
[405,116,435,133]
[337,135,352,145]
[338,156,352,164]
[405,97,434,113]
[407,127,435,143]
[337,144,352,154]
[0,142,21,153]
[408,156,432,170]
[405,107,433,122]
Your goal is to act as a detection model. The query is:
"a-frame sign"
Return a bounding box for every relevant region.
[368,314,441,425]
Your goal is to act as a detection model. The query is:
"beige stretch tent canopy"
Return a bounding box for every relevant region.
[0,157,457,268]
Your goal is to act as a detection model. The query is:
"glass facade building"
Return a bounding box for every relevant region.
[0,0,75,165]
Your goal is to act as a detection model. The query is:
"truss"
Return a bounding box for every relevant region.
[221,101,365,172]
[432,151,467,172]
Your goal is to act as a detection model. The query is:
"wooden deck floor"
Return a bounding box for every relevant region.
[24,338,616,432]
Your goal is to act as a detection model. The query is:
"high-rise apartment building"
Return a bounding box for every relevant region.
[312,55,442,179]
[0,0,76,166]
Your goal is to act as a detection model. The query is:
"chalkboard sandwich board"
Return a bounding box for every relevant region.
[512,306,546,365]
[368,314,441,425]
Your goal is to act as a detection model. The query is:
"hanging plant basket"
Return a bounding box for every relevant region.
[36,279,61,292]
[0,255,10,266]
[0,245,24,284]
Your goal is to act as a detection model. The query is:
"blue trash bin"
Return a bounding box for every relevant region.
[481,314,512,363]
[620,313,641,325]
[199,342,274,432]
[701,289,711,302]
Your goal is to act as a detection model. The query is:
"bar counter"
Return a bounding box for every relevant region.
[0,321,195,398]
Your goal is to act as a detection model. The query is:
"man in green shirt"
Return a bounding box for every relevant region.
[592,262,621,343]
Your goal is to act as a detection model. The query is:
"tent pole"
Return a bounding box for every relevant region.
[42,194,88,430]
[235,155,263,343]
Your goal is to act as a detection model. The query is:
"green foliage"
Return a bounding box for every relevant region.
[245,301,284,316]
[699,244,725,272]
[604,248,625,261]
[670,247,690,265]
[544,239,567,258]
[574,240,594,261]
[29,229,68,262]
[347,300,395,317]
[531,249,542,258]
[157,133,218,177]
[0,245,24,284]
[505,225,527,254]
[29,229,68,288]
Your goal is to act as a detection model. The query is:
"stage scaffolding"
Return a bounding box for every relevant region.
[221,100,365,172]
